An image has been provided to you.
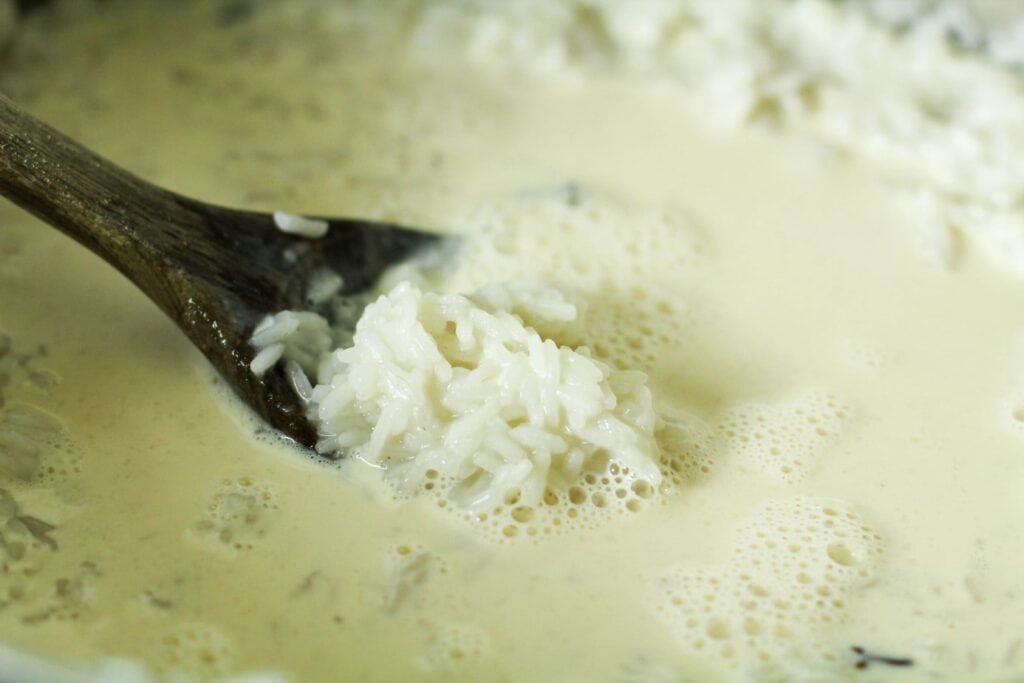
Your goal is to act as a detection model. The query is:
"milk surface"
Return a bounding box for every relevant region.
[1,1,1023,681]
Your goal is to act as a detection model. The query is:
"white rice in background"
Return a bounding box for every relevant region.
[305,269,344,306]
[854,0,1024,69]
[386,0,1024,274]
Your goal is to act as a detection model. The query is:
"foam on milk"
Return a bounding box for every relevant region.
[718,392,848,484]
[313,188,711,544]
[3,1,1024,680]
[343,188,851,546]
[656,412,720,489]
[149,623,234,681]
[652,496,884,677]
[187,477,280,557]
[440,189,700,374]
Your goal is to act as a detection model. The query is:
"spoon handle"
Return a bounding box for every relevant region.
[0,93,318,446]
[0,93,216,294]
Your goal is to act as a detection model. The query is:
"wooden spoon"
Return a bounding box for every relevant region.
[0,93,444,449]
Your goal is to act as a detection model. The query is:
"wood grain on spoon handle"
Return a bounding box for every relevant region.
[0,92,318,447]
[1,93,189,271]
[0,92,286,307]
[0,93,445,450]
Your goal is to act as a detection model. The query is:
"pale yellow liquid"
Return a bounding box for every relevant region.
[1,2,1024,682]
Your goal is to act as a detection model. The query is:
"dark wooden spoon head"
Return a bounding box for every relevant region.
[169,204,448,449]
[0,93,448,450]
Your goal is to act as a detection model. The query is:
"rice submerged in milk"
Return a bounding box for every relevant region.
[252,279,662,518]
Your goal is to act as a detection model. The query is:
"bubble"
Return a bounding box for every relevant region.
[826,543,857,567]
[188,477,278,556]
[511,506,534,523]
[706,618,731,640]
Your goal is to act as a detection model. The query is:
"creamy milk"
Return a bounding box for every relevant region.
[1,1,1023,681]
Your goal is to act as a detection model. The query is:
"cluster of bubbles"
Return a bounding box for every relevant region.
[652,496,884,677]
[318,185,856,549]
[0,337,77,490]
[717,392,849,484]
[0,404,78,487]
[388,390,848,543]
[189,477,279,556]
[0,339,94,628]
[150,622,233,681]
[406,456,663,544]
[656,413,720,491]
[656,392,849,491]
[443,187,700,374]
[362,188,711,542]
[414,622,490,673]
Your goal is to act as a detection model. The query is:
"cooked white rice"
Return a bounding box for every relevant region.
[272,212,329,239]
[305,269,344,306]
[381,0,1024,274]
[251,279,661,513]
[248,311,331,377]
